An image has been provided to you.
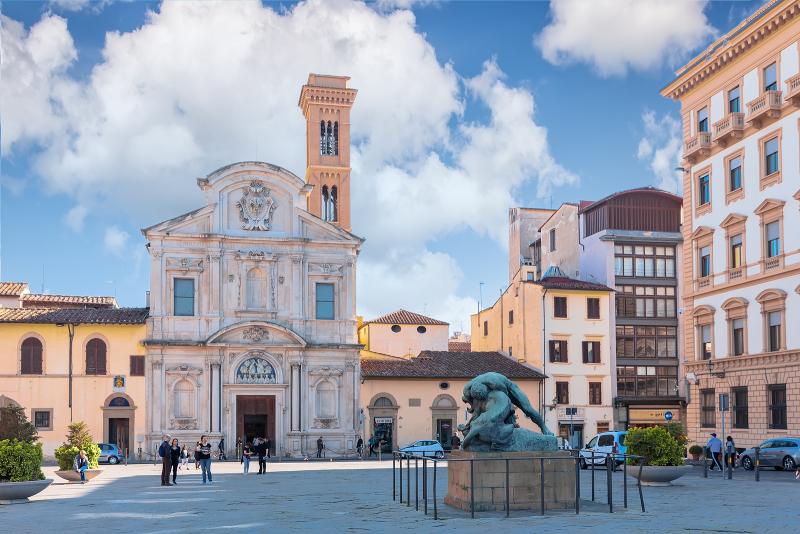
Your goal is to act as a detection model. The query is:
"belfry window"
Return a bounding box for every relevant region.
[320,121,338,156]
[321,185,338,222]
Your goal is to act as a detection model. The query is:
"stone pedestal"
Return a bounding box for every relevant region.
[444,451,576,512]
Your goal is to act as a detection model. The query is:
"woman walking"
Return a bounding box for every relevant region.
[74,449,89,484]
[196,435,213,484]
[242,441,252,475]
[179,445,188,469]
[194,441,201,470]
[169,438,181,484]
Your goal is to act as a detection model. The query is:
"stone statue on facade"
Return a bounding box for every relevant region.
[458,372,557,452]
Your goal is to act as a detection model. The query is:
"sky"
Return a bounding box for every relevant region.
[0,0,764,333]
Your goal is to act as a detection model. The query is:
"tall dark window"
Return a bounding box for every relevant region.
[33,410,51,430]
[732,387,748,429]
[699,246,711,277]
[130,355,145,377]
[763,62,777,91]
[319,120,326,154]
[700,389,715,427]
[549,228,556,251]
[587,297,600,319]
[700,325,712,360]
[173,278,195,316]
[616,326,677,359]
[615,285,676,319]
[86,338,107,375]
[697,107,708,133]
[698,174,710,205]
[765,221,780,258]
[728,156,742,191]
[728,86,740,113]
[768,384,787,429]
[21,337,43,375]
[553,297,567,318]
[768,311,781,351]
[508,310,514,325]
[582,341,600,364]
[730,234,743,268]
[315,283,335,320]
[483,320,488,336]
[765,137,779,175]
[549,340,568,363]
[614,244,676,278]
[616,366,678,398]
[589,382,602,405]
[732,319,745,356]
[556,381,569,404]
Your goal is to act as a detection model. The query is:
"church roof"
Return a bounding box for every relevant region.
[448,341,472,352]
[0,307,149,325]
[361,351,545,380]
[532,277,613,292]
[363,309,448,326]
[0,282,29,296]
[20,293,117,308]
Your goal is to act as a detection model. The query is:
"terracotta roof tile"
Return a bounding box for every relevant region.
[364,309,448,326]
[20,294,117,308]
[361,351,544,379]
[0,282,28,296]
[448,341,471,352]
[533,277,613,292]
[0,307,149,325]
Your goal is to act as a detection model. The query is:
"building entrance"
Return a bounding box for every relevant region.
[436,419,453,450]
[108,418,130,451]
[236,395,275,454]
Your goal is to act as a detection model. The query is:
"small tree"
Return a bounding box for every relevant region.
[625,426,684,467]
[663,421,688,448]
[0,405,38,443]
[54,421,101,470]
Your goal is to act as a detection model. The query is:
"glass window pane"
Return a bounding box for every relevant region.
[764,63,777,90]
[765,137,778,155]
[769,311,781,327]
[766,222,779,241]
[315,283,335,320]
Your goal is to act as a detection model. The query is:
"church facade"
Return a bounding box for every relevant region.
[142,74,361,457]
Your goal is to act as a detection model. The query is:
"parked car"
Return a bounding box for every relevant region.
[578,431,627,469]
[399,440,445,459]
[739,437,800,471]
[98,443,122,464]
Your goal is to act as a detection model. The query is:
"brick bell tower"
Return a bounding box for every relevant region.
[298,74,357,232]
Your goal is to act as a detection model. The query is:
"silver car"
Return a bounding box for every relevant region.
[739,437,800,471]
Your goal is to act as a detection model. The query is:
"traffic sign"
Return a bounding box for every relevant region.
[664,411,673,421]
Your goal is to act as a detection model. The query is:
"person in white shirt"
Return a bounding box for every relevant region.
[706,433,723,470]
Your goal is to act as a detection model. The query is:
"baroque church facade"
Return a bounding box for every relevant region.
[142,74,361,457]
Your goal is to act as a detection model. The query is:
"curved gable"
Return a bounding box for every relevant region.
[206,320,307,347]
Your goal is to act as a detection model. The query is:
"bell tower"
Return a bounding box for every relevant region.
[299,74,357,232]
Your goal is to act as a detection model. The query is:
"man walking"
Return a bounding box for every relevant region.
[707,433,723,471]
[256,437,267,474]
[317,436,324,459]
[218,438,226,461]
[158,434,172,486]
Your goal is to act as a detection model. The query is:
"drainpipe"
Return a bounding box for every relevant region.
[58,323,77,422]
[541,288,547,423]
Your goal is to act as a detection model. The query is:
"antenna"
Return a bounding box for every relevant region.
[41,265,45,293]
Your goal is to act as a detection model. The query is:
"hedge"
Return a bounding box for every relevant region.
[0,439,45,482]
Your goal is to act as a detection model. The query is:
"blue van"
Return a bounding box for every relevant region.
[579,431,627,468]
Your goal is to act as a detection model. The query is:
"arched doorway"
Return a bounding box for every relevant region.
[431,394,458,450]
[103,393,136,456]
[368,393,398,452]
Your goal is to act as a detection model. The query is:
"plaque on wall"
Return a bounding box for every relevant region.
[113,375,126,392]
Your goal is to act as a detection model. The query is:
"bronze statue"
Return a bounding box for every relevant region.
[458,372,557,452]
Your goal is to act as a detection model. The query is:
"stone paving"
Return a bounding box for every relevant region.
[0,460,798,533]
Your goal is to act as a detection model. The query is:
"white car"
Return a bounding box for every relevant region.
[399,440,445,459]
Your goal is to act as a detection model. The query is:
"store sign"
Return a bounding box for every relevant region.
[374,417,393,424]
[628,407,680,423]
[112,375,126,393]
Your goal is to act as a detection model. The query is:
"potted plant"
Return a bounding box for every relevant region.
[625,426,691,486]
[54,422,102,483]
[688,445,704,461]
[0,405,52,504]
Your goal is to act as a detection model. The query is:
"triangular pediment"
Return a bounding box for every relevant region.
[691,225,715,239]
[142,204,215,236]
[297,210,364,244]
[206,320,307,347]
[719,213,747,228]
[754,198,785,216]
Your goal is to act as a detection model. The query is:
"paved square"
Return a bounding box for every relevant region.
[1,461,798,533]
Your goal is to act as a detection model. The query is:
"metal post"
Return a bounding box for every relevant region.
[637,458,646,513]
[423,458,428,515]
[591,451,595,501]
[606,454,613,513]
[406,456,410,506]
[505,458,510,518]
[574,457,581,514]
[470,459,475,519]
[399,454,403,503]
[703,453,708,478]
[727,452,733,480]
[415,457,419,511]
[433,461,438,520]
[623,455,628,508]
[393,454,396,501]
[539,457,545,516]
[754,447,760,482]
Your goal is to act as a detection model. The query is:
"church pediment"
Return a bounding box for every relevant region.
[206,320,307,347]
[298,210,363,244]
[142,205,215,236]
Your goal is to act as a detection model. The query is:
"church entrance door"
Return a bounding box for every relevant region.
[236,395,275,454]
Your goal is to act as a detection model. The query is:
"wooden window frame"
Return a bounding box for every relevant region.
[549,339,569,363]
[758,129,782,190]
[732,386,749,429]
[692,226,714,289]
[31,408,53,431]
[693,164,713,217]
[553,296,568,319]
[555,381,569,405]
[582,340,601,364]
[588,382,602,406]
[722,297,749,357]
[85,337,107,376]
[759,57,780,94]
[693,306,715,362]
[700,388,716,428]
[725,80,743,115]
[130,355,145,377]
[586,297,600,320]
[696,104,710,134]
[724,149,745,205]
[20,336,44,375]
[720,213,747,283]
[768,384,787,430]
[755,199,785,273]
[756,289,787,353]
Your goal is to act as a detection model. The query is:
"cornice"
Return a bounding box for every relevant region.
[685,349,800,371]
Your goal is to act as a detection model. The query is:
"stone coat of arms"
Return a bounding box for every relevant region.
[236,180,277,231]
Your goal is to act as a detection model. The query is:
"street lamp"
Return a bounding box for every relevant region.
[57,322,77,422]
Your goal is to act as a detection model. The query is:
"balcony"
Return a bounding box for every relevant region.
[712,113,745,147]
[786,73,800,106]
[727,266,745,283]
[763,254,784,272]
[684,132,712,164]
[746,90,782,127]
[696,275,713,291]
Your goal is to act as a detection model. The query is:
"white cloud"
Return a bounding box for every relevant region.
[637,110,682,193]
[536,0,717,77]
[65,205,88,231]
[49,0,109,12]
[104,225,130,256]
[4,0,574,333]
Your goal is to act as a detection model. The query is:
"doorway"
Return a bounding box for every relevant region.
[108,418,130,450]
[560,423,584,449]
[436,419,453,450]
[236,395,275,455]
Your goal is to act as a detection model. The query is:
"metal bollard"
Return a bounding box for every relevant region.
[406,456,411,506]
[423,458,428,515]
[393,455,396,501]
[755,447,760,482]
[399,454,403,503]
[574,457,581,515]
[470,459,475,519]
[623,455,628,509]
[606,454,613,513]
[703,454,708,478]
[637,458,646,513]
[505,458,510,518]
[433,460,438,520]
[415,457,419,511]
[727,454,733,480]
[591,451,595,501]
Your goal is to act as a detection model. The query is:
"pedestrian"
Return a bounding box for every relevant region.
[236,437,243,464]
[317,436,324,458]
[218,438,226,461]
[158,434,172,486]
[170,438,181,484]
[450,434,461,451]
[242,441,252,475]
[74,449,89,484]
[256,437,267,474]
[368,436,376,457]
[179,445,188,469]
[265,436,272,459]
[194,441,201,470]
[196,435,213,484]
[356,436,364,458]
[706,433,723,471]
[725,436,736,470]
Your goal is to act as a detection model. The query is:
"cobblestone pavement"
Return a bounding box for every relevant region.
[1,461,798,533]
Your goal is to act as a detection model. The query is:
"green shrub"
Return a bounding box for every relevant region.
[0,439,45,482]
[663,421,688,448]
[688,444,704,456]
[0,406,38,443]
[625,426,684,466]
[54,421,100,470]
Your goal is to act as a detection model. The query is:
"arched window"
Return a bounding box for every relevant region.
[373,396,393,407]
[329,186,338,222]
[332,121,339,155]
[321,185,330,221]
[21,337,43,375]
[108,396,130,407]
[433,395,457,409]
[86,338,107,375]
[326,121,334,155]
[246,267,267,309]
[316,381,336,418]
[173,379,195,419]
[319,120,326,155]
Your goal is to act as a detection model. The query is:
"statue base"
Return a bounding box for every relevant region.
[444,451,576,512]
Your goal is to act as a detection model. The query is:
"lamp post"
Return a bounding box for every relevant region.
[57,322,76,422]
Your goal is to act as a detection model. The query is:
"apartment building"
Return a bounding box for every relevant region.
[662,0,800,449]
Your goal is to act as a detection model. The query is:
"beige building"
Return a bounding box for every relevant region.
[358,309,449,358]
[662,0,800,449]
[0,299,148,459]
[471,267,614,448]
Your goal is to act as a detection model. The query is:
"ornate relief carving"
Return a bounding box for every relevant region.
[270,263,277,309]
[170,418,198,430]
[235,357,277,384]
[236,180,277,231]
[309,366,344,377]
[311,418,337,429]
[242,326,269,342]
[166,257,204,272]
[309,263,344,275]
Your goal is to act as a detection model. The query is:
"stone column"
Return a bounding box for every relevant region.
[291,364,301,431]
[150,359,163,434]
[211,362,221,433]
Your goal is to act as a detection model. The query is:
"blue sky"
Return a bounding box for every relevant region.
[0,0,763,332]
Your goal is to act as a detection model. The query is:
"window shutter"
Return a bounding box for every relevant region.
[593,342,600,363]
[562,340,568,361]
[582,342,588,363]
[549,340,556,362]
